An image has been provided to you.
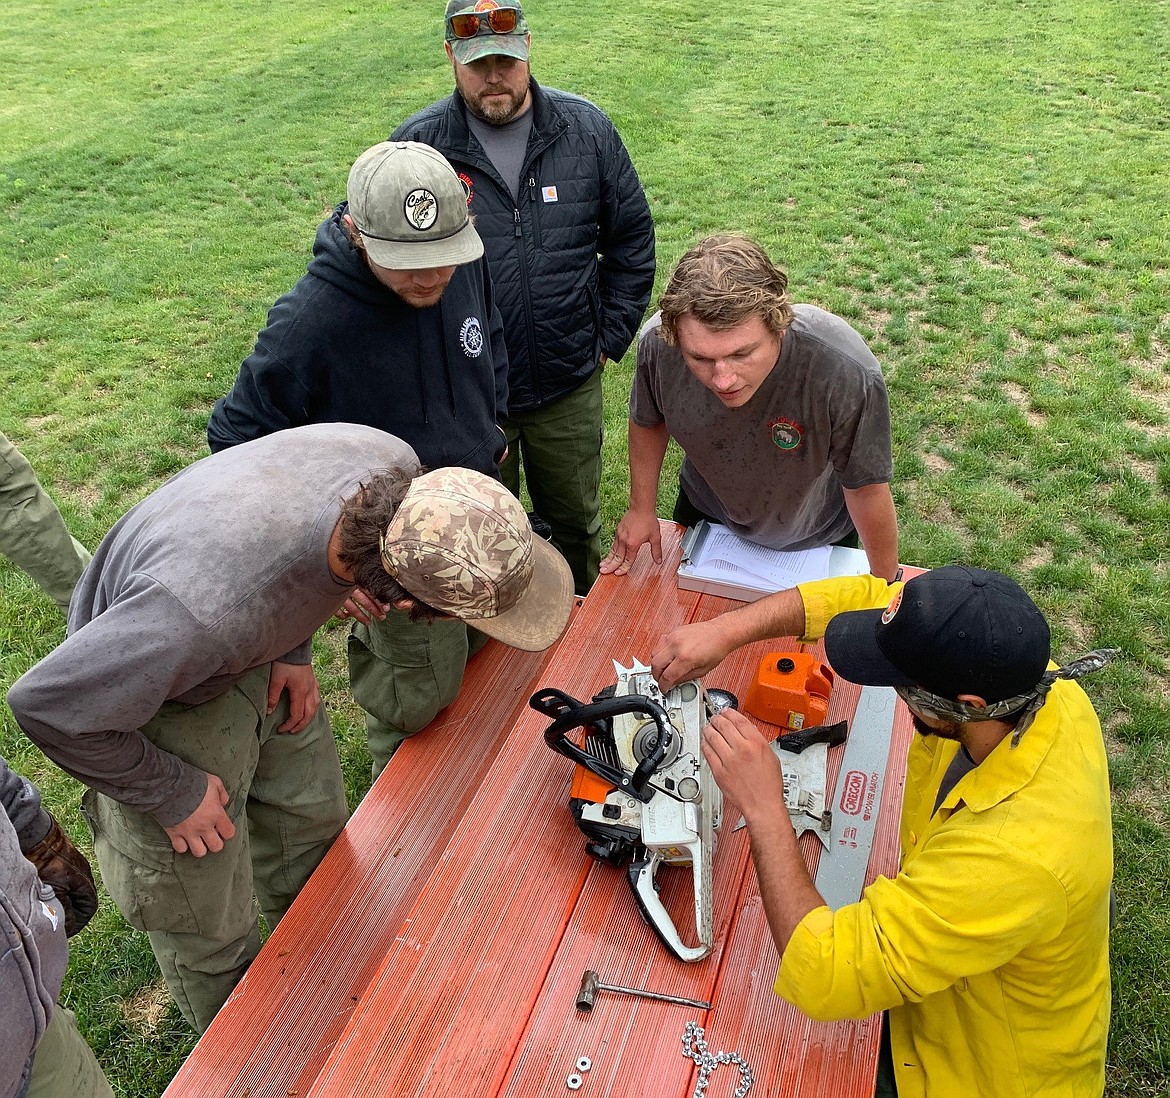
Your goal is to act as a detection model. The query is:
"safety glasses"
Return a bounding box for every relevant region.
[448,7,520,38]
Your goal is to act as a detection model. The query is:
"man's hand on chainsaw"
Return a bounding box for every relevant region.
[651,620,734,692]
[701,709,788,832]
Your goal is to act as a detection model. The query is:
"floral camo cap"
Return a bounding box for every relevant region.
[380,467,574,651]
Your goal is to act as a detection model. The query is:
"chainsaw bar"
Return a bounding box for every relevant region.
[813,685,898,909]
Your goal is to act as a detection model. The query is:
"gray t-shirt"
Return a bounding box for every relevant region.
[466,104,534,202]
[630,306,892,550]
[7,423,419,827]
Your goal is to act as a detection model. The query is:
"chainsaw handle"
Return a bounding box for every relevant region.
[774,719,849,755]
[529,688,675,802]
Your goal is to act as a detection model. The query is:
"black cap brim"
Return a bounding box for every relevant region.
[824,608,918,689]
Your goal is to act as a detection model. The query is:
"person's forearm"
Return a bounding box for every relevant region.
[746,807,827,953]
[843,482,900,582]
[712,587,808,653]
[627,420,670,513]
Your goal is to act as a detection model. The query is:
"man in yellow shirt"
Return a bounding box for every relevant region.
[651,566,1113,1098]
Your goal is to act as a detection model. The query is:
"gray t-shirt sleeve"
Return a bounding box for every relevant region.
[7,577,229,827]
[629,318,667,429]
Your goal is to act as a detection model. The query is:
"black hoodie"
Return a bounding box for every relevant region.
[208,204,508,475]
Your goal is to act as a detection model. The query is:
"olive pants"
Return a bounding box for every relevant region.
[348,608,489,780]
[82,665,348,1033]
[26,1005,113,1098]
[499,369,603,596]
[0,430,90,614]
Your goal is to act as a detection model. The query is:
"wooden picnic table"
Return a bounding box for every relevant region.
[163,522,913,1098]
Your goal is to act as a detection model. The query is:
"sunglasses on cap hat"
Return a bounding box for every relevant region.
[448,6,520,38]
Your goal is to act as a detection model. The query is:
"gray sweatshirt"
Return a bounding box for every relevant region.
[1,757,64,1098]
[7,423,419,828]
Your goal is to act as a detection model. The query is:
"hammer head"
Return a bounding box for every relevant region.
[576,969,600,1011]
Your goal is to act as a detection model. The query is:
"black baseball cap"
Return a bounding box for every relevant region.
[824,566,1051,703]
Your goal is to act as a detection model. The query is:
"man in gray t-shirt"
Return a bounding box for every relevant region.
[602,233,899,582]
[7,423,573,1033]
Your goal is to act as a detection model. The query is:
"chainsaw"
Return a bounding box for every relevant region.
[530,660,736,963]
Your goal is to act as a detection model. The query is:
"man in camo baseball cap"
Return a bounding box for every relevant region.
[380,466,574,651]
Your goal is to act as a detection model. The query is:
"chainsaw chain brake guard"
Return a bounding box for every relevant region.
[530,661,737,963]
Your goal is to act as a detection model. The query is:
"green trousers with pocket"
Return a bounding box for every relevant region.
[347,608,488,780]
[498,369,603,596]
[82,665,348,1033]
[0,430,90,614]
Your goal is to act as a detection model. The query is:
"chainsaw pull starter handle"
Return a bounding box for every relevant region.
[530,687,675,802]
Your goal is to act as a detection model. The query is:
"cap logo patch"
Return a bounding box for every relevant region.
[404,188,438,230]
[460,316,484,357]
[475,0,501,9]
[769,416,804,450]
[881,589,903,625]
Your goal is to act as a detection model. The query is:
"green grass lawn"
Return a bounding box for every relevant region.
[3,0,1168,1094]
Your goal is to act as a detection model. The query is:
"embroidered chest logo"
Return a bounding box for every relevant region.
[458,172,474,206]
[404,188,438,230]
[460,316,484,357]
[542,185,558,203]
[769,416,804,451]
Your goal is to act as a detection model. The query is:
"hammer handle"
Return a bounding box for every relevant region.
[597,982,711,1010]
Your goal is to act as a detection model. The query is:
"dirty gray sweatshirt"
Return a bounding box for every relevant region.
[7,423,419,828]
[1,756,64,1098]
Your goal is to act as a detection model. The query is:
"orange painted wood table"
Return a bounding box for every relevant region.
[164,523,913,1098]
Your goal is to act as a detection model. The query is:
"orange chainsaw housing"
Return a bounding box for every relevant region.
[743,651,835,731]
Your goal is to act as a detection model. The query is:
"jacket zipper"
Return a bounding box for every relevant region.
[513,205,543,405]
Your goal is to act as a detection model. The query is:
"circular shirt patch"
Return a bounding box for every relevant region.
[769,416,804,451]
[458,172,474,205]
[880,589,904,625]
[460,316,484,357]
[404,188,438,231]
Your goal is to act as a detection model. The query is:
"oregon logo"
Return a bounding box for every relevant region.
[460,316,484,357]
[404,188,438,231]
[839,770,869,815]
[769,416,803,450]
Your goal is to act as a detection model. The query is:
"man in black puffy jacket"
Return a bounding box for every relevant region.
[393,1,656,594]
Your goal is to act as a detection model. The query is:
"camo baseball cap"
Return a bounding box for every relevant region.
[380,467,574,651]
[444,0,530,65]
[347,141,482,270]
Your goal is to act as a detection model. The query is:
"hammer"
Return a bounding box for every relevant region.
[575,969,712,1012]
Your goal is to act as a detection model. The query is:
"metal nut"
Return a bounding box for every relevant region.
[576,1056,592,1073]
[566,1073,583,1090]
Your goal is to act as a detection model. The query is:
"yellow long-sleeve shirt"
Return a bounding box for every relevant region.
[776,575,1112,1098]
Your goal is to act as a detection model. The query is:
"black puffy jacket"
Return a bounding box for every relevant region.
[393,80,655,413]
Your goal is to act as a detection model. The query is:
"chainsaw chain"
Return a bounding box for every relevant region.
[681,1021,752,1098]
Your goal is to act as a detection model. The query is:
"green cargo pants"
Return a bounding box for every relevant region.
[0,430,90,614]
[499,368,603,596]
[347,608,488,780]
[82,665,348,1033]
[26,1005,114,1098]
